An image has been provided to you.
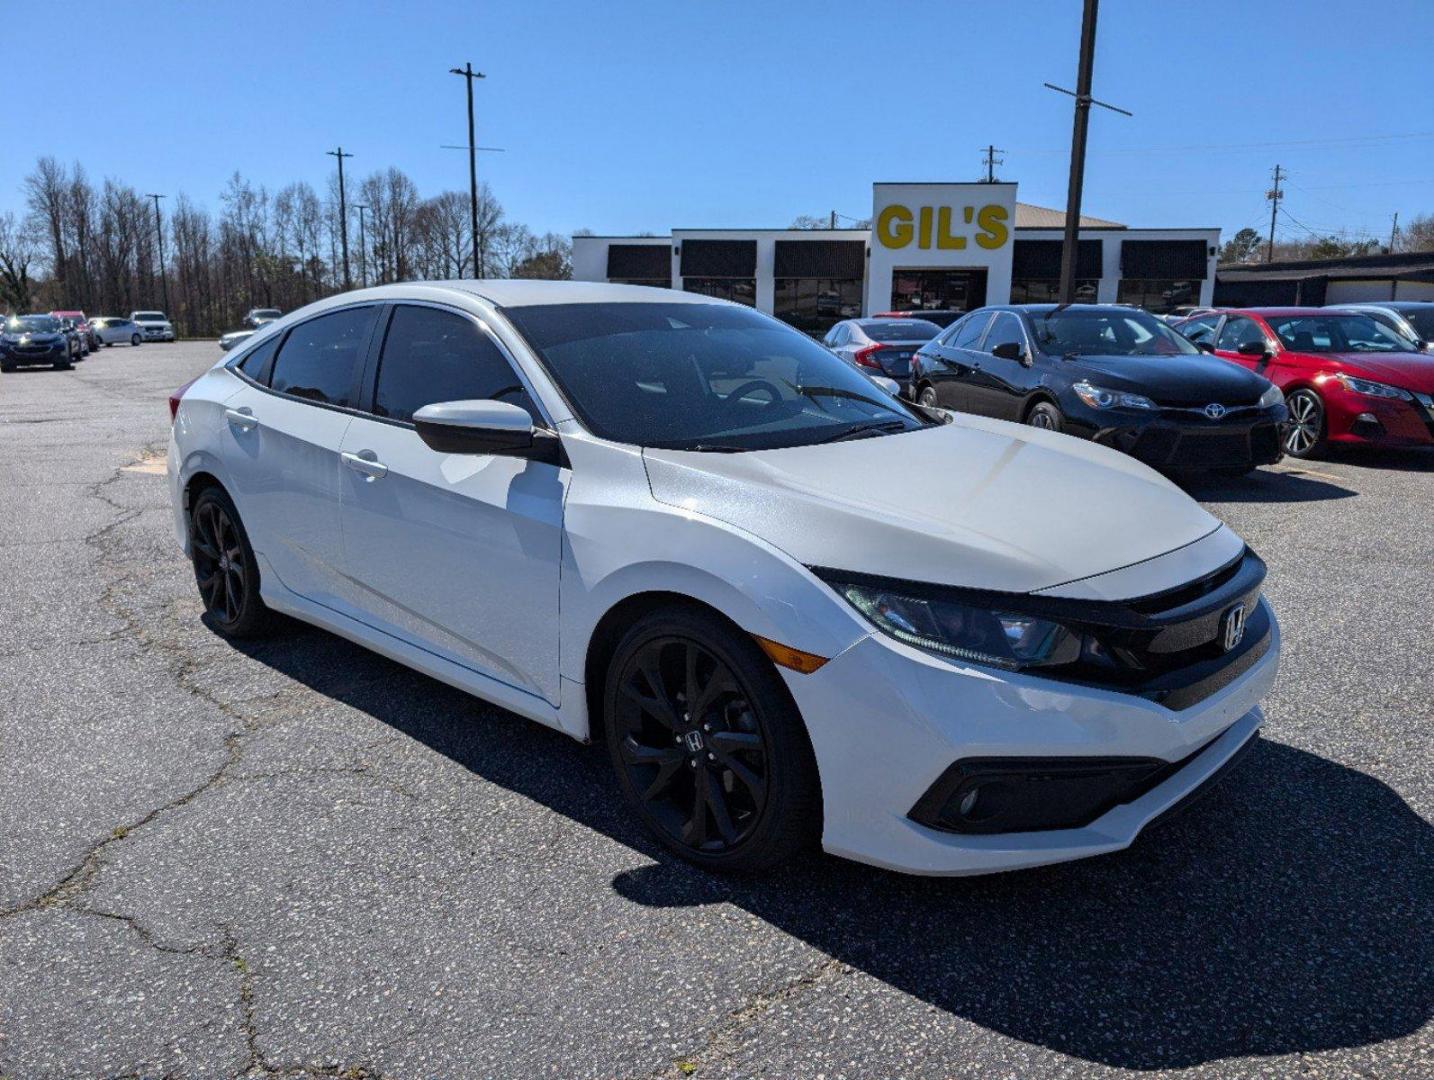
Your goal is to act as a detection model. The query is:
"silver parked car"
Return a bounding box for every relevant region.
[1326,302,1434,351]
[821,317,942,388]
[91,317,144,346]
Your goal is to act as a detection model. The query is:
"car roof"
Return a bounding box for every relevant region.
[438,279,722,308]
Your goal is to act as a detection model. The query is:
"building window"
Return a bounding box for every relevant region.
[1117,279,1201,314]
[682,277,756,306]
[1009,278,1099,304]
[774,278,863,334]
[889,268,988,312]
[610,278,670,288]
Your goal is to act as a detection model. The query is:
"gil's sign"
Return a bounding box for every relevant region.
[875,202,1010,251]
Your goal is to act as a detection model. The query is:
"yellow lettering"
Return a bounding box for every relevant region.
[975,204,1010,250]
[936,207,966,250]
[876,204,913,248]
[918,206,933,249]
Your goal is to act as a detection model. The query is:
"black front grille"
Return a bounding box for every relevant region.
[1126,423,1284,468]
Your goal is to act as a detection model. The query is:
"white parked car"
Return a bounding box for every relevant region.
[130,310,175,342]
[167,282,1279,876]
[218,328,255,351]
[91,317,144,346]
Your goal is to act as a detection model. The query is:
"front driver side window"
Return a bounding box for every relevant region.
[373,305,538,424]
[981,313,1026,356]
[950,312,991,349]
[1217,316,1265,352]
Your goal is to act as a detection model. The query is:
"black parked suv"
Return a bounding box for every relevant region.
[909,304,1289,474]
[0,314,77,371]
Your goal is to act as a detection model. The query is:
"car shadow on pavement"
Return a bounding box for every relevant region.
[232,626,1432,1073]
[1321,446,1434,473]
[1175,468,1357,503]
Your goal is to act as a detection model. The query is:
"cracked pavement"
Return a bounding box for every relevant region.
[0,341,1430,1079]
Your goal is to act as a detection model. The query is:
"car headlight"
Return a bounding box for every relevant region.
[824,576,1082,671]
[1072,380,1156,410]
[1333,373,1412,401]
[1258,383,1284,408]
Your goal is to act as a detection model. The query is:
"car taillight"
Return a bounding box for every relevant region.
[853,344,884,369]
[169,376,201,423]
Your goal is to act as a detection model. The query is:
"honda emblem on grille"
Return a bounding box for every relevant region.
[1221,603,1247,652]
[1204,403,1227,419]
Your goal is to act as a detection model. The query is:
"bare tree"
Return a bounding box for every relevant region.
[0,212,38,313]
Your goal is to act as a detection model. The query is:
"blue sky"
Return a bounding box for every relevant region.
[10,0,1433,245]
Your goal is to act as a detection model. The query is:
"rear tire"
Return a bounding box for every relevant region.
[189,486,273,639]
[603,607,821,873]
[917,384,939,409]
[1026,400,1064,432]
[1283,389,1325,458]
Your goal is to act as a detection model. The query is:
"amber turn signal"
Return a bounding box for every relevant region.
[752,634,828,674]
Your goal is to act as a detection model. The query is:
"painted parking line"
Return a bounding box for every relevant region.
[1270,464,1343,482]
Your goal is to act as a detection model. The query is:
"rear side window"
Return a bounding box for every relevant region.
[373,305,537,424]
[236,335,280,383]
[950,312,991,349]
[268,306,375,407]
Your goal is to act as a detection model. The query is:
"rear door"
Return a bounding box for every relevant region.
[222,304,380,609]
[338,302,569,706]
[922,311,991,411]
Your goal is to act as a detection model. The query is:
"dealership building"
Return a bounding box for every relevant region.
[572,182,1220,334]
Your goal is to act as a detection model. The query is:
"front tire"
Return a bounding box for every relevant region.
[1283,389,1324,458]
[604,607,820,873]
[189,487,272,638]
[1026,400,1064,432]
[131,333,141,346]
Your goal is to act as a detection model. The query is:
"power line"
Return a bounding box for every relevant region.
[1006,129,1434,157]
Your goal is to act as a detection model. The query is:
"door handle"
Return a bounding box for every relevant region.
[224,407,258,431]
[341,450,389,480]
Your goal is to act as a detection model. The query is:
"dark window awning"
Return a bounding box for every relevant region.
[1012,239,1103,279]
[1120,239,1209,279]
[774,239,866,278]
[680,239,757,277]
[607,244,671,280]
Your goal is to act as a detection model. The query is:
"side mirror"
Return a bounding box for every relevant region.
[990,341,1027,364]
[1236,340,1271,358]
[870,375,901,397]
[412,399,537,455]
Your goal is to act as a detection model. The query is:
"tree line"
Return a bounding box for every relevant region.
[0,157,572,335]
[1220,215,1434,265]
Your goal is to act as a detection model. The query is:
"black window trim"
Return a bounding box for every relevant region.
[977,309,1034,358]
[355,299,558,433]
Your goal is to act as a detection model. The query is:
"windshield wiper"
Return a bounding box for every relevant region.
[685,443,750,453]
[816,420,910,444]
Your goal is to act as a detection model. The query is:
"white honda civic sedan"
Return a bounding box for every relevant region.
[167,281,1279,876]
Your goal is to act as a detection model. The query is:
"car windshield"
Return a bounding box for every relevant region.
[502,301,930,452]
[8,316,60,332]
[1031,308,1200,357]
[1269,315,1413,353]
[862,320,941,342]
[135,312,166,321]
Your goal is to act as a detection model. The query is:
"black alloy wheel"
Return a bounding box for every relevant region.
[1026,401,1063,432]
[1283,389,1324,458]
[190,487,271,637]
[605,609,819,871]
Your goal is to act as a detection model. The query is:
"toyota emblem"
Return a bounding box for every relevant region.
[1204,403,1227,419]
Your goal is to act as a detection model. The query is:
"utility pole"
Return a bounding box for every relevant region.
[980,144,1005,183]
[353,204,369,288]
[1389,211,1400,254]
[1046,0,1131,304]
[326,147,354,289]
[449,62,486,278]
[830,209,837,229]
[146,193,170,316]
[1266,164,1285,263]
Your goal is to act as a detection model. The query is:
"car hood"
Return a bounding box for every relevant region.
[1067,353,1270,406]
[643,415,1222,595]
[1312,352,1434,392]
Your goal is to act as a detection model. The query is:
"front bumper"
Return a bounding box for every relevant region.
[140,327,175,341]
[783,597,1279,875]
[1069,402,1288,469]
[1325,386,1434,447]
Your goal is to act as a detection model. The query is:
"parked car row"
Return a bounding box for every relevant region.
[218,308,285,351]
[0,310,171,370]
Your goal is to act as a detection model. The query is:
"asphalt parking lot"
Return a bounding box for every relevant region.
[0,340,1429,1080]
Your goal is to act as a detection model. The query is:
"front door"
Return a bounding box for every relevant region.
[1213,315,1273,377]
[963,311,1032,421]
[222,304,380,608]
[338,303,569,706]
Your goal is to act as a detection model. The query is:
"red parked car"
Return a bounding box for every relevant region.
[1175,307,1434,457]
